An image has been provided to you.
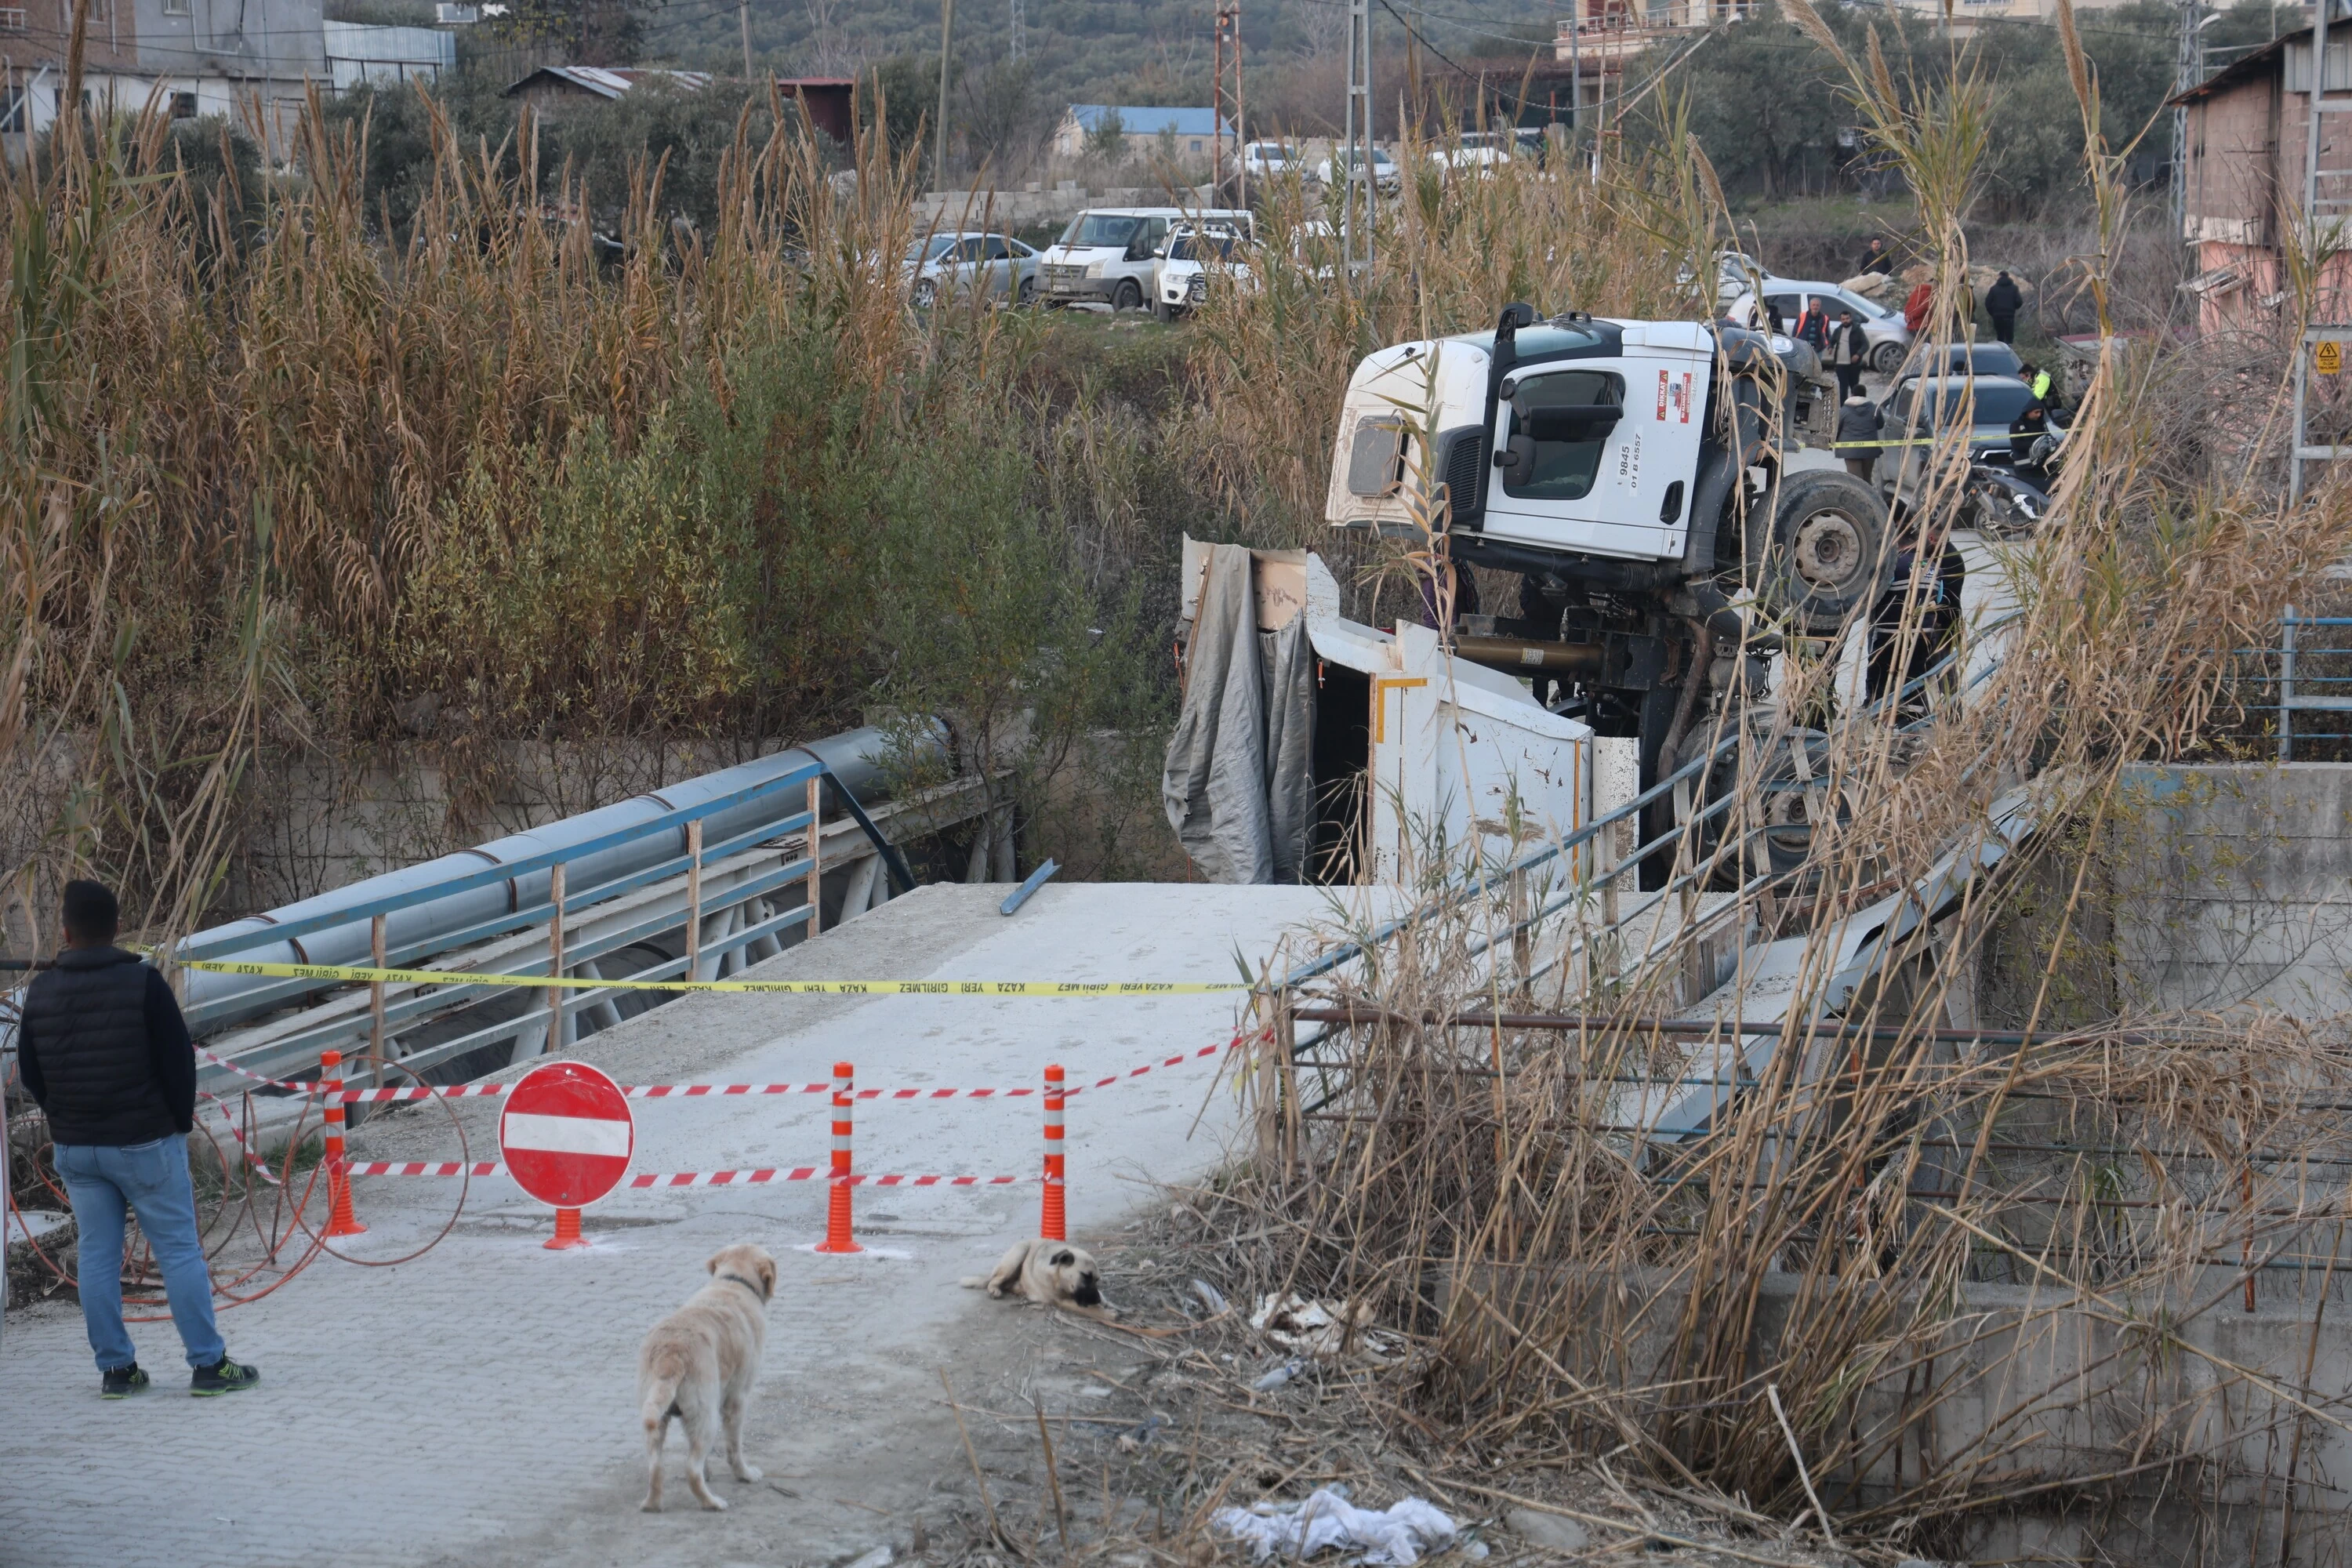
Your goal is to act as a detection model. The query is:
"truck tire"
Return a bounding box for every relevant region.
[1700,722,1846,891]
[1113,279,1143,312]
[1152,296,1172,323]
[1751,467,1892,636]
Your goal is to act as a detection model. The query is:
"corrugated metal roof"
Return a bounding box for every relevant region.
[503,65,713,100]
[2169,26,2301,107]
[1065,103,1233,140]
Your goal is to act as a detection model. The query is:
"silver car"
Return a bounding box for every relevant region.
[906,231,1040,307]
[1736,278,1913,374]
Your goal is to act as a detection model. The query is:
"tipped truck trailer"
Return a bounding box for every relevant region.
[1327,303,1896,884]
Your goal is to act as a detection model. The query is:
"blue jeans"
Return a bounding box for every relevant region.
[55,1134,225,1372]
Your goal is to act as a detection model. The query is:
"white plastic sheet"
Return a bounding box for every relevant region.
[1214,1486,1461,1565]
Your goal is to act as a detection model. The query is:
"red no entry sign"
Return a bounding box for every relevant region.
[500,1061,634,1210]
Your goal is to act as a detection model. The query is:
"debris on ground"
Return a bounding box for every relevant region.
[1248,1292,1403,1359]
[1213,1486,1467,1565]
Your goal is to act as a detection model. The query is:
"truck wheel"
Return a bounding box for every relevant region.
[1751,468,1892,636]
[1871,339,1905,375]
[1152,296,1172,323]
[1700,720,1848,891]
[1113,279,1143,312]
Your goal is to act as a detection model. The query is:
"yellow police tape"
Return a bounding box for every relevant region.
[169,957,1246,996]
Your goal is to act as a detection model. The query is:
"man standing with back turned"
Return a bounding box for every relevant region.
[17,880,261,1398]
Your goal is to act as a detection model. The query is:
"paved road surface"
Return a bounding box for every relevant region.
[1,883,1363,1568]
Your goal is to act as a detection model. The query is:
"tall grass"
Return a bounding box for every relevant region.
[1176,5,2352,1554]
[0,93,1178,950]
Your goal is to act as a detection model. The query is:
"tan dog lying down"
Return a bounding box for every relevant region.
[961,1238,1106,1311]
[637,1243,776,1512]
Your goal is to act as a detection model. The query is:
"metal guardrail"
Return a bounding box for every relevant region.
[173,763,932,1093]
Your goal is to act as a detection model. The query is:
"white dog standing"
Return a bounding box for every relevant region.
[637,1243,776,1512]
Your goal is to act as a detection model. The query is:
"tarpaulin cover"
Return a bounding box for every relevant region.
[1163,543,1315,883]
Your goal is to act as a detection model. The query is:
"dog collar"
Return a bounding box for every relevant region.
[717,1272,766,1302]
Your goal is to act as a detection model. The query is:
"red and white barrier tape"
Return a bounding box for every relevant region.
[343,1161,1026,1187]
[205,1025,1261,1111]
[314,1029,1258,1103]
[198,1044,314,1094]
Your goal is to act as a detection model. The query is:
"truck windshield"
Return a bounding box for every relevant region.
[1168,234,1239,261]
[1503,369,1623,502]
[1058,213,1143,249]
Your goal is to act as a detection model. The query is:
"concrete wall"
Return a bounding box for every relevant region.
[1451,1261,2352,1566]
[2103,764,2352,1016]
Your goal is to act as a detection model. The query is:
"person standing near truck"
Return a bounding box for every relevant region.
[1902,277,1933,337]
[1795,298,1828,353]
[1828,309,1871,402]
[1835,393,1882,480]
[16,880,262,1399]
[1983,270,2024,345]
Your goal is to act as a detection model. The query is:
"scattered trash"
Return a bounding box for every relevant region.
[1193,1278,1230,1316]
[1214,1486,1461,1566]
[1116,1414,1167,1453]
[1506,1507,1591,1552]
[1251,1359,1305,1392]
[840,1547,894,1568]
[1250,1293,1403,1359]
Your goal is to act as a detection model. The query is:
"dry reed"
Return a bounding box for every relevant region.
[1178,6,2352,1557]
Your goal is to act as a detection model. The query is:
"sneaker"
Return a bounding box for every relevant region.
[100,1364,150,1399]
[189,1357,260,1397]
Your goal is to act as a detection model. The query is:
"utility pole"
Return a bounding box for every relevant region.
[1214,4,1243,205]
[2293,0,2352,504]
[2170,0,2203,242]
[933,0,956,186]
[1344,0,1374,278]
[1570,8,1582,174]
[1009,0,1024,62]
[739,0,754,80]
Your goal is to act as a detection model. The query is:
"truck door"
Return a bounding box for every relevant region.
[1480,352,1710,561]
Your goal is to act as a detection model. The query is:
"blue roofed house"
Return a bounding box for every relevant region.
[1052,104,1233,158]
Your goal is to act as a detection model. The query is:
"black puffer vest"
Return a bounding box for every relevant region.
[21,946,172,1146]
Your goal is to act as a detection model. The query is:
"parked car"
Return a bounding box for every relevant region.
[1035,207,1254,310]
[1874,372,2043,505]
[1315,147,1402,194]
[1430,131,1512,174]
[1726,278,1912,372]
[905,231,1040,307]
[1926,340,2025,378]
[1154,225,1256,320]
[1240,141,1301,179]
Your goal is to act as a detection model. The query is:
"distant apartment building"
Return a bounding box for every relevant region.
[1555,0,2165,67]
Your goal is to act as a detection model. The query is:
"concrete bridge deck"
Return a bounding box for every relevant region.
[0,883,1363,1568]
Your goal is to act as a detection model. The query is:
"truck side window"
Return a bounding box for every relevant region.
[1501,370,1624,503]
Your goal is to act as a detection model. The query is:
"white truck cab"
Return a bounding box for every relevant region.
[1326,315,1717,569]
[1038,207,1254,310]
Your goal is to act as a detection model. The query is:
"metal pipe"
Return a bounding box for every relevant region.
[170,721,945,1033]
[1449,635,1605,675]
